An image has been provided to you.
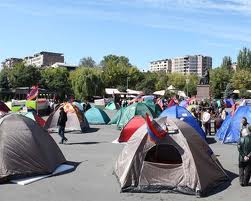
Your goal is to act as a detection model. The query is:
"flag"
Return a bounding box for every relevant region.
[145,113,168,143]
[167,97,178,108]
[157,98,164,110]
[27,86,39,100]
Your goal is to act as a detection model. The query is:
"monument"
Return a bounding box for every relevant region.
[196,69,210,99]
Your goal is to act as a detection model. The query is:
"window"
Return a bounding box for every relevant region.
[145,144,182,164]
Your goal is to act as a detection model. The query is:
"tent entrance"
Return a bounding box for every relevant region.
[144,144,182,164]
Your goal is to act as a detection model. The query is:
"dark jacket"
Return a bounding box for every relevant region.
[238,135,251,163]
[57,110,67,127]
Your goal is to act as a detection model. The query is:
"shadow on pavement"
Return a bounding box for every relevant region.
[85,127,100,133]
[204,169,238,197]
[206,136,217,144]
[66,141,104,145]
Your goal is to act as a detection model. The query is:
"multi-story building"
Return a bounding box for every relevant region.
[24,51,64,67]
[231,62,237,71]
[150,55,212,76]
[1,58,23,68]
[149,59,172,73]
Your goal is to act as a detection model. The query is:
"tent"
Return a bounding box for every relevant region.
[72,101,84,111]
[114,117,228,196]
[19,112,45,127]
[0,114,66,183]
[216,106,251,143]
[85,107,110,125]
[109,107,125,125]
[143,99,162,117]
[105,101,117,110]
[160,106,206,140]
[0,101,10,114]
[117,102,156,130]
[44,103,89,132]
[216,115,231,142]
[118,116,145,142]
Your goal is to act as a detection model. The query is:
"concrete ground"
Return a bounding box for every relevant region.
[0,110,250,201]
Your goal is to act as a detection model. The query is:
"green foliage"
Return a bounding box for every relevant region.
[70,67,104,100]
[210,67,232,98]
[237,47,251,70]
[79,56,96,68]
[7,63,41,88]
[40,67,71,100]
[0,68,10,89]
[231,69,251,90]
[223,83,233,98]
[136,72,158,94]
[221,56,232,70]
[239,89,251,99]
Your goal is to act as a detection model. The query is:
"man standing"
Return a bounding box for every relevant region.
[202,109,211,136]
[241,117,249,137]
[57,107,68,144]
[238,127,251,186]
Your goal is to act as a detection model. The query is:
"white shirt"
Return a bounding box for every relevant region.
[202,112,211,123]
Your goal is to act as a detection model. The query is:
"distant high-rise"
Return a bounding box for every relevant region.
[150,55,212,76]
[1,58,23,68]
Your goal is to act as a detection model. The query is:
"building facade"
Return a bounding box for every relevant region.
[51,62,78,71]
[150,55,212,76]
[24,51,64,67]
[1,58,23,68]
[149,59,172,73]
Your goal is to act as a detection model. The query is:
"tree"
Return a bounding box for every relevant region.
[70,67,104,100]
[136,72,158,94]
[210,67,232,98]
[223,83,233,98]
[40,67,71,100]
[221,56,232,70]
[79,57,96,68]
[231,69,251,90]
[100,54,132,69]
[8,63,41,88]
[0,68,10,89]
[237,47,251,70]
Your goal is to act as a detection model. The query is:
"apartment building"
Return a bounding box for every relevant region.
[150,55,212,76]
[1,58,23,68]
[24,51,64,67]
[51,62,78,71]
[149,59,172,73]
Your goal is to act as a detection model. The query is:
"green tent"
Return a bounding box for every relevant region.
[105,101,117,110]
[109,107,125,125]
[143,99,162,117]
[117,102,156,130]
[85,107,110,125]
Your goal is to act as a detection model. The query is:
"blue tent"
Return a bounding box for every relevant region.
[216,115,231,141]
[216,106,251,143]
[85,107,110,125]
[160,106,206,140]
[224,99,234,108]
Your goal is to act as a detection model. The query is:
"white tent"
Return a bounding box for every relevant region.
[105,88,121,95]
[167,85,176,91]
[126,89,143,95]
[153,90,165,96]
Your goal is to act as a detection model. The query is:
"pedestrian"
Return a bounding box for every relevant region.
[57,107,68,144]
[241,117,249,137]
[202,109,211,136]
[238,126,251,186]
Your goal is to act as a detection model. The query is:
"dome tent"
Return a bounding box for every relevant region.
[85,107,110,125]
[105,101,118,110]
[109,107,125,125]
[160,106,206,140]
[114,117,228,196]
[44,103,89,132]
[117,102,156,130]
[19,111,45,127]
[118,116,145,142]
[0,114,66,183]
[216,106,251,143]
[143,99,162,117]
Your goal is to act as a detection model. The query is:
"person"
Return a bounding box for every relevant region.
[202,109,211,136]
[214,114,223,133]
[220,107,227,120]
[241,117,249,137]
[238,126,251,186]
[57,107,68,144]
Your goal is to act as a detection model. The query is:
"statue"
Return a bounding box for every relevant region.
[199,69,210,85]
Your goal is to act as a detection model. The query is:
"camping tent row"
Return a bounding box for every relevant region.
[117,105,206,143]
[114,117,228,197]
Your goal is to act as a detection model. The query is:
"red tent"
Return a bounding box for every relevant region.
[118,116,145,142]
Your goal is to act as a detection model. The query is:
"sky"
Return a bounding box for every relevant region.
[1,0,251,70]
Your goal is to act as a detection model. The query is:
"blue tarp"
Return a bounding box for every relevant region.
[224,99,234,108]
[160,106,206,140]
[216,106,251,143]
